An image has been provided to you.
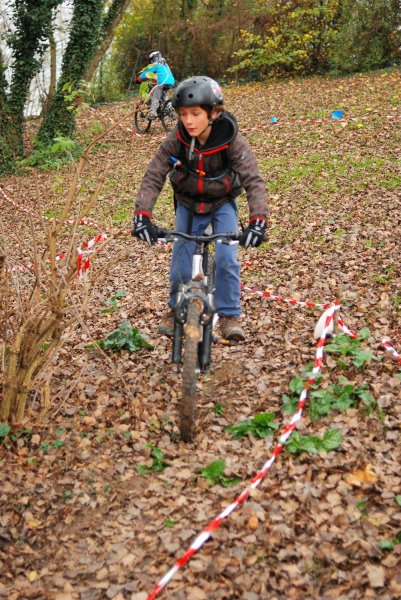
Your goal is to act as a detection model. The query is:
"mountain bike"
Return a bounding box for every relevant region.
[157,227,240,442]
[134,86,177,133]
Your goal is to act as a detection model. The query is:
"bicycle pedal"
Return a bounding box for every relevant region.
[216,337,238,346]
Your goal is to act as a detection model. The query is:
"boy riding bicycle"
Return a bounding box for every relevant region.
[136,50,175,120]
[132,76,268,341]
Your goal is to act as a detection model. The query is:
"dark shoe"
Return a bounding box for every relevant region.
[219,316,245,341]
[158,310,174,337]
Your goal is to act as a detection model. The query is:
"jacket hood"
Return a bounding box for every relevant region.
[177,111,238,152]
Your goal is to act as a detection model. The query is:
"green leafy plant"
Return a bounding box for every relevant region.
[99,321,154,352]
[17,137,82,170]
[1,427,33,447]
[113,208,130,223]
[282,367,322,414]
[309,377,375,422]
[356,499,368,518]
[226,412,278,439]
[101,289,126,314]
[137,444,170,474]
[40,437,64,453]
[392,296,401,312]
[51,439,64,448]
[396,496,401,506]
[324,328,373,368]
[43,209,58,218]
[378,531,401,551]
[164,519,177,527]
[282,375,305,414]
[213,403,224,416]
[285,429,341,455]
[0,423,11,439]
[199,459,241,487]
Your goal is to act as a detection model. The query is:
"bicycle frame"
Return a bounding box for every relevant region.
[173,239,212,372]
[157,228,240,373]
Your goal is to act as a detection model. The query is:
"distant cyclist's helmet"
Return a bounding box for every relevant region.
[149,50,162,63]
[172,76,224,109]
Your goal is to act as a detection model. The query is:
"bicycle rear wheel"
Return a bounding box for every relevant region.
[180,298,202,442]
[160,102,178,132]
[134,101,151,133]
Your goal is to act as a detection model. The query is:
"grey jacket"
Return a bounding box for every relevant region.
[134,112,268,220]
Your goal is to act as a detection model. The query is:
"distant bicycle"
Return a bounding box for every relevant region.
[134,84,177,134]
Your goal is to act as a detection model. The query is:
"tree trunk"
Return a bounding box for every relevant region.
[41,20,57,118]
[37,0,104,144]
[7,0,60,156]
[83,0,132,83]
[0,51,18,174]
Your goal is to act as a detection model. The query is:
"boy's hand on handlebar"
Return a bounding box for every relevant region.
[131,212,158,245]
[240,217,268,248]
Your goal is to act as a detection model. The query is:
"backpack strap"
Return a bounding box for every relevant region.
[173,134,236,231]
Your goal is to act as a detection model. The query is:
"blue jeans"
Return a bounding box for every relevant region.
[168,202,241,317]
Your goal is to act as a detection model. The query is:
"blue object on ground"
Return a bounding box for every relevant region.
[270,117,278,123]
[331,110,343,119]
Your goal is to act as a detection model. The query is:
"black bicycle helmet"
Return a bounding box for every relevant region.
[172,76,224,109]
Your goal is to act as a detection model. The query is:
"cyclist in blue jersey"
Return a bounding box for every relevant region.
[137,51,175,120]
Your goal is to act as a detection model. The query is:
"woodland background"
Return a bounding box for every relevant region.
[1,0,401,175]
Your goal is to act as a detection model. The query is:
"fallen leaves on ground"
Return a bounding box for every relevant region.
[1,70,401,600]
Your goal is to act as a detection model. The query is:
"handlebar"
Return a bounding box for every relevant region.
[157,227,241,243]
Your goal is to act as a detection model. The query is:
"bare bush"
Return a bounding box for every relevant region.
[0,137,127,423]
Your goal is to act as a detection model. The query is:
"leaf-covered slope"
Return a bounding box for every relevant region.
[0,70,400,599]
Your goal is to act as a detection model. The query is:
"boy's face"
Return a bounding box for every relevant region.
[178,106,218,138]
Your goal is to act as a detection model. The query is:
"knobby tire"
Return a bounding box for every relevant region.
[180,299,202,442]
[160,108,177,132]
[134,102,151,133]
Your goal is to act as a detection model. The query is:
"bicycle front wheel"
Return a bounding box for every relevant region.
[134,102,151,133]
[180,298,202,442]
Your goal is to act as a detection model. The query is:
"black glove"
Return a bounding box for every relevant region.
[240,217,267,248]
[131,212,158,245]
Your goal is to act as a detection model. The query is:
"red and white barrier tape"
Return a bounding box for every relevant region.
[381,339,401,365]
[89,105,167,142]
[337,316,357,338]
[88,106,144,139]
[1,185,113,276]
[7,252,66,274]
[0,186,103,230]
[145,304,340,599]
[77,232,109,279]
[145,292,401,598]
[240,284,330,308]
[88,105,400,144]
